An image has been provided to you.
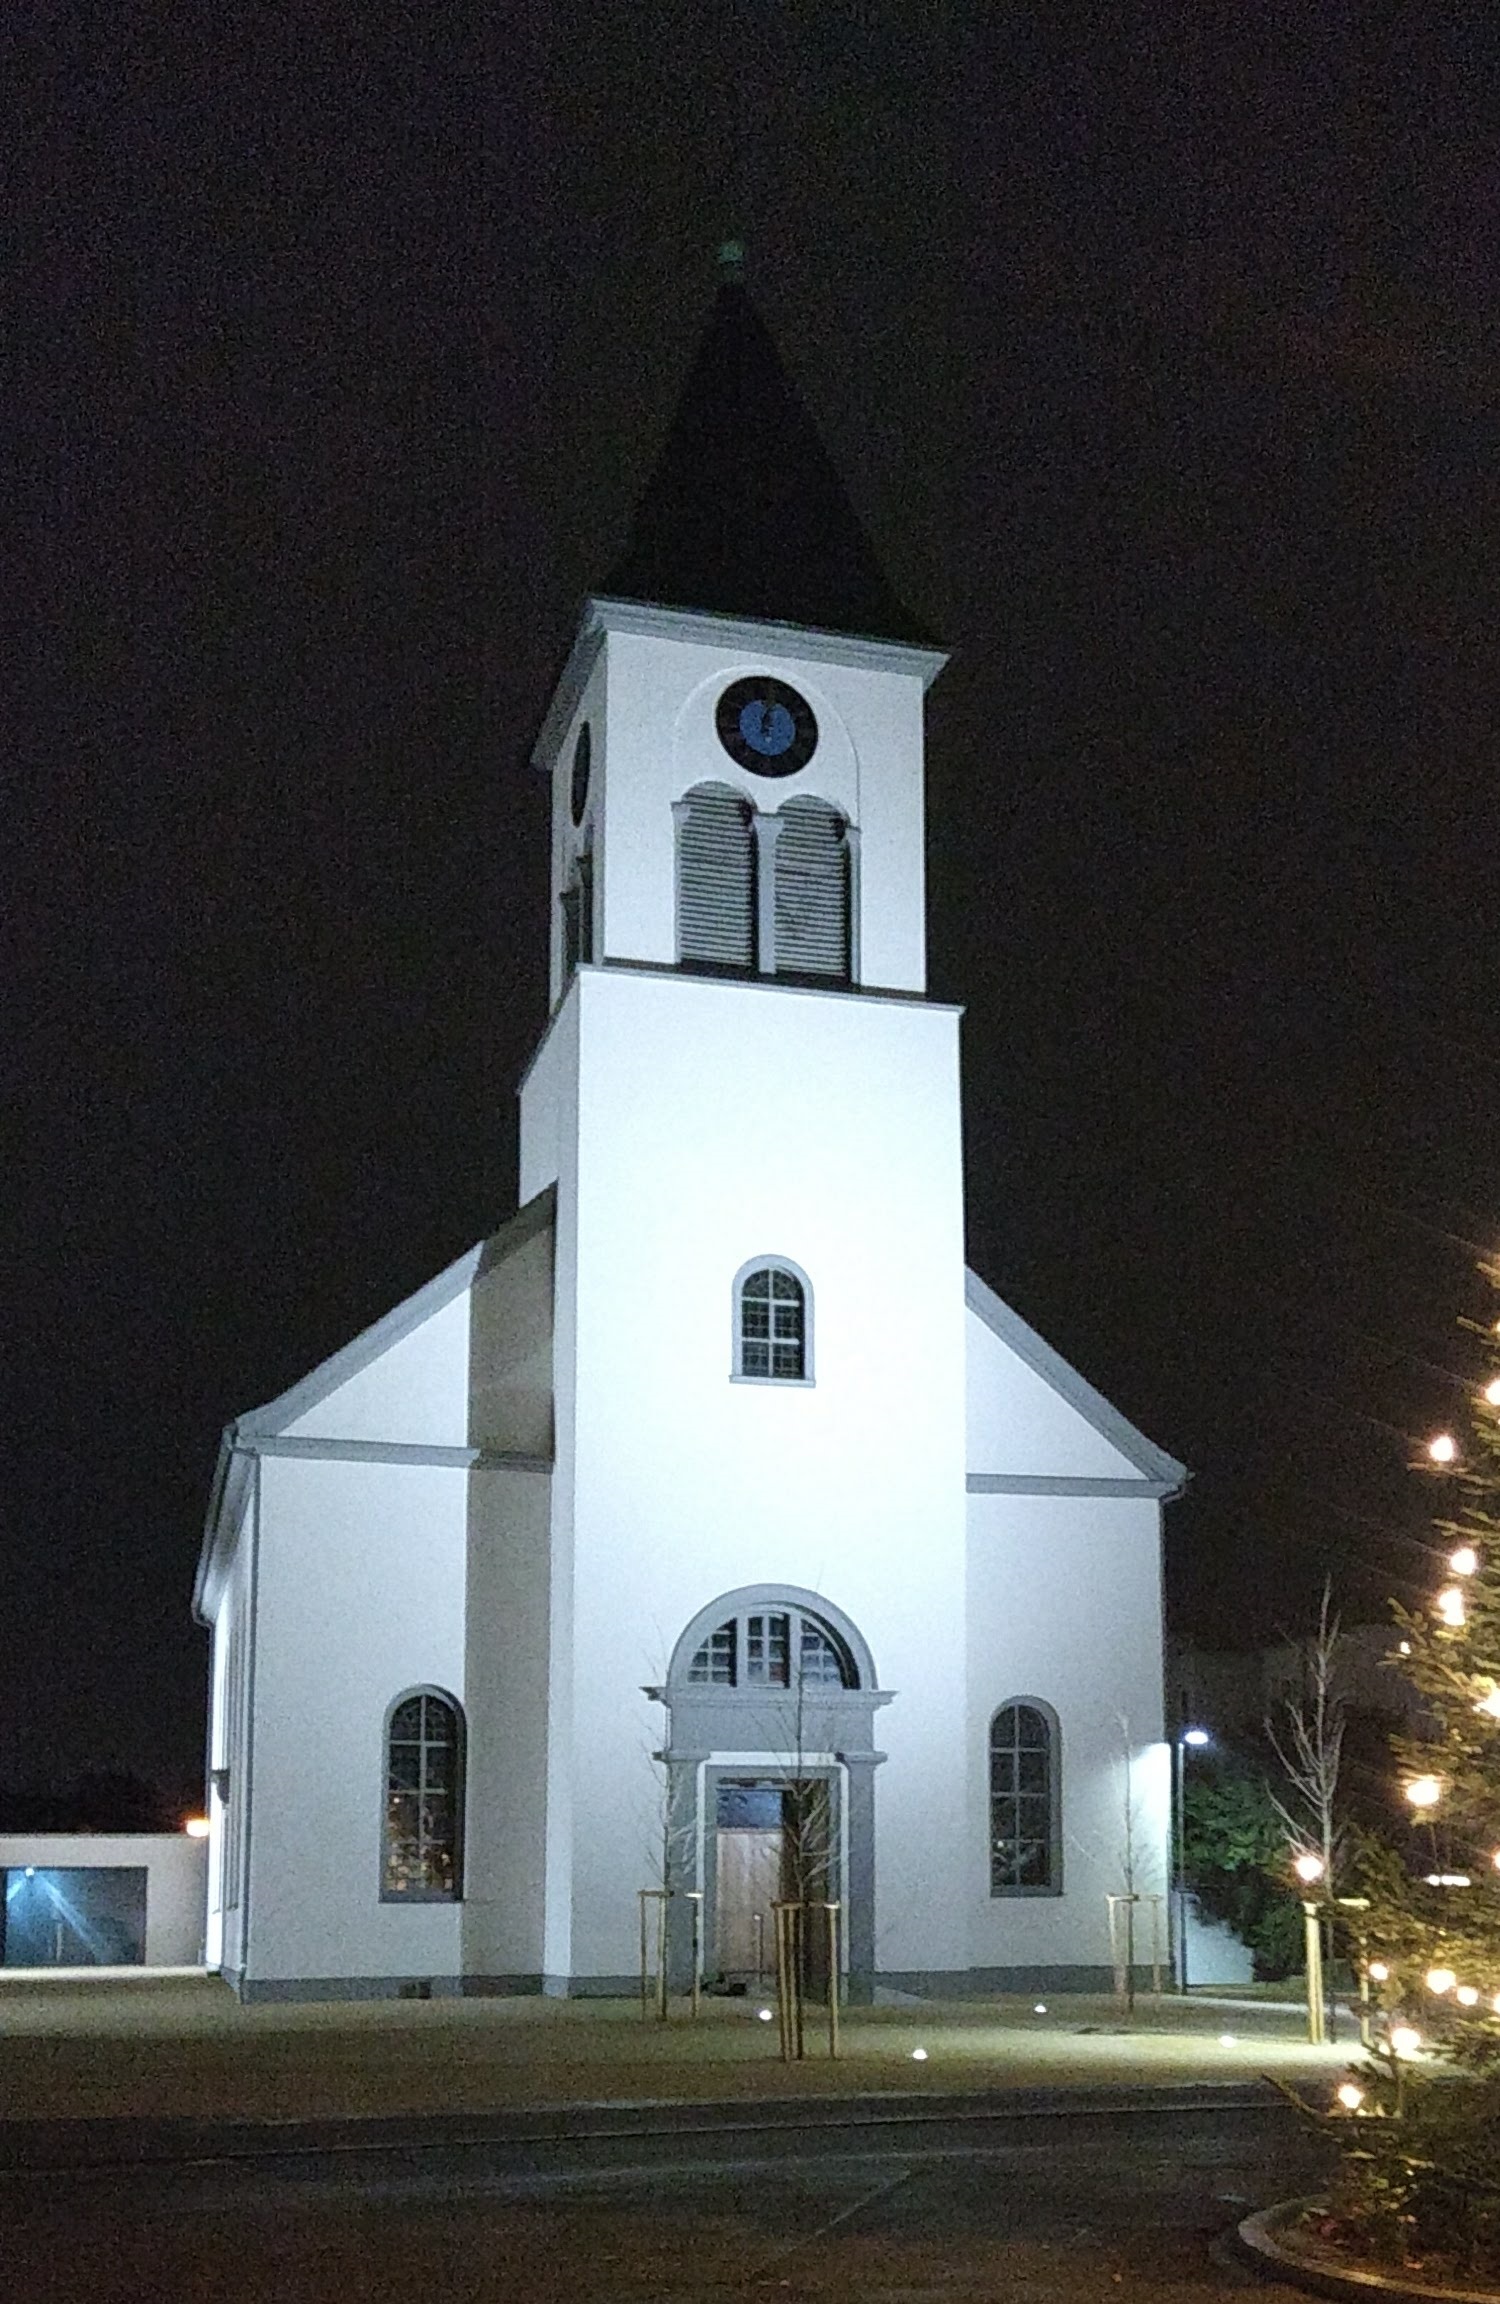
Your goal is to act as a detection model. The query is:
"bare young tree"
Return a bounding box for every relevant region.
[1266,1577,1347,1888]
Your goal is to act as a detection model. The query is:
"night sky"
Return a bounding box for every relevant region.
[8,8,1497,1807]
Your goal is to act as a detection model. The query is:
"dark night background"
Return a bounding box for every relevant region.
[6,6,1496,1815]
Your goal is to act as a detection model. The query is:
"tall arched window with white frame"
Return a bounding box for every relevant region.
[382,1689,464,1901]
[989,1700,1061,1895]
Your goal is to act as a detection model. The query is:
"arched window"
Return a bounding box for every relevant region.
[676,782,756,969]
[772,796,850,981]
[989,1700,1060,1895]
[560,843,594,980]
[685,1600,858,1690]
[382,1689,464,1901]
[734,1259,810,1382]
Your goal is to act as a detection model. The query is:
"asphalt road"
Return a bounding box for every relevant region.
[0,2091,1333,2302]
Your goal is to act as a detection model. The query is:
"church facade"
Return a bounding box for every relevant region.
[194,283,1185,2002]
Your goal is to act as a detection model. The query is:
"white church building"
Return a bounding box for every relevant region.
[194,277,1185,2002]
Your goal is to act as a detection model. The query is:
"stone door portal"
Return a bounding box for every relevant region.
[655,1585,893,2003]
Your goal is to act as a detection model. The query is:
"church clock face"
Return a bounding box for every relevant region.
[570,724,592,824]
[715,677,818,778]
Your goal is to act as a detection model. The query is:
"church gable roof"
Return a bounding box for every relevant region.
[247,1186,555,1449]
[193,1190,556,1621]
[603,282,934,647]
[964,1267,1187,1498]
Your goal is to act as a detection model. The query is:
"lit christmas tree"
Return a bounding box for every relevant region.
[1306,1258,1500,2277]
[1361,1254,1500,2072]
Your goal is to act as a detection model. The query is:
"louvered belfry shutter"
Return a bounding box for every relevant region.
[677,783,756,968]
[773,797,850,979]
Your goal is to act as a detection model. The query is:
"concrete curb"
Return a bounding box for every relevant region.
[1237,2199,1500,2304]
[0,2079,1275,2175]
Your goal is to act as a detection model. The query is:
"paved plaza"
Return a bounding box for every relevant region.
[0,1971,1353,2128]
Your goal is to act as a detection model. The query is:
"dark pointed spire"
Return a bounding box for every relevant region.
[603,279,934,647]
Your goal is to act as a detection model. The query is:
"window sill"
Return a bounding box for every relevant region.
[379,1891,463,1905]
[730,1374,816,1388]
[989,1885,1063,1900]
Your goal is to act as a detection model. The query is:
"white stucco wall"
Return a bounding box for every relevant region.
[468,1219,554,1457]
[283,1289,472,1448]
[965,1493,1169,1977]
[542,611,933,999]
[528,964,970,1984]
[209,1529,255,1981]
[548,639,607,1006]
[245,1455,468,1988]
[1185,1899,1255,1986]
[518,975,579,1208]
[204,1585,231,1970]
[965,1306,1143,1479]
[462,1463,553,1980]
[0,1834,208,1967]
[516,989,582,1977]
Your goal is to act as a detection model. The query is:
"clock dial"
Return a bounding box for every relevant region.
[739,698,796,756]
[715,677,818,777]
[570,724,592,824]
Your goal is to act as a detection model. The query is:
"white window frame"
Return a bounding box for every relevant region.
[380,1687,466,1904]
[988,1697,1062,1898]
[731,1256,814,1385]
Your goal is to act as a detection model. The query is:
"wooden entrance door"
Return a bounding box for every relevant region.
[714,1825,781,1978]
[714,1779,783,1980]
[713,1777,839,1994]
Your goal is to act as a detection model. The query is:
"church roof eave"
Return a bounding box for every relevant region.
[964,1266,1189,1498]
[192,1424,254,1625]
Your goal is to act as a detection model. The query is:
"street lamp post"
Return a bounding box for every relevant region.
[1174,1727,1210,1992]
[1293,1851,1327,2044]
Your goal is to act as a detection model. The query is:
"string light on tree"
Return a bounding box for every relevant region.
[1350,1255,1500,2152]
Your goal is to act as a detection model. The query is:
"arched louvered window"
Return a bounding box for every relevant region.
[989,1700,1061,1896]
[686,1601,858,1689]
[676,782,756,970]
[382,1689,464,1901]
[734,1259,811,1382]
[773,796,850,981]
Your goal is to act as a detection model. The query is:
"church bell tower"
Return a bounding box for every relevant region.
[517,272,972,1997]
